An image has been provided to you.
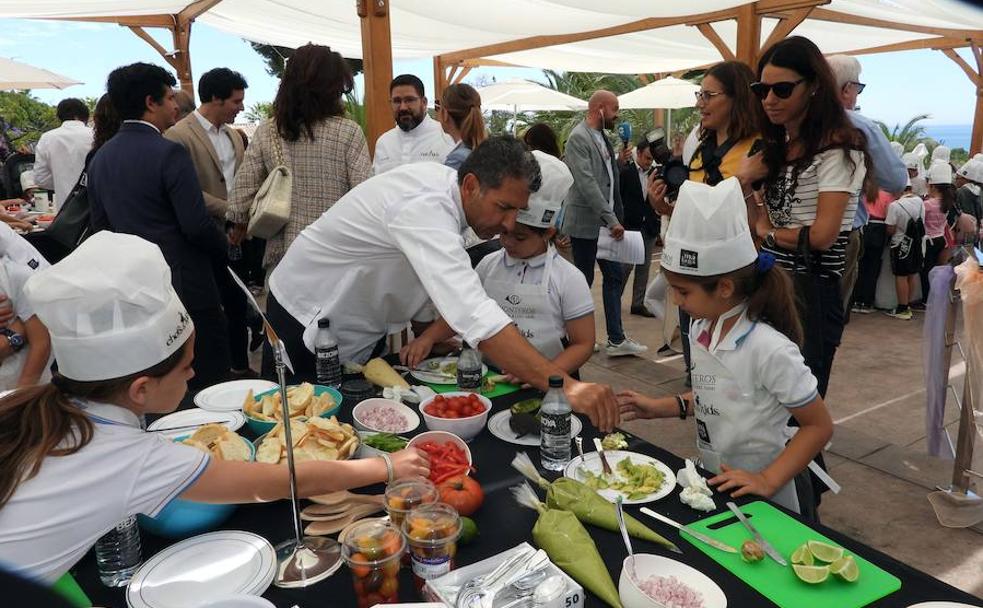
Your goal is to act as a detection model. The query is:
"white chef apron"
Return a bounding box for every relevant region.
[690,303,800,513]
[482,247,565,360]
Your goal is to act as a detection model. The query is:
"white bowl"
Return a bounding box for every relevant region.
[355,430,410,459]
[618,554,727,608]
[352,398,420,434]
[418,392,491,441]
[406,430,473,468]
[195,595,276,608]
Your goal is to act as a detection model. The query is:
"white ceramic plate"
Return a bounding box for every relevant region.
[194,380,278,412]
[410,357,488,385]
[564,450,676,505]
[487,410,583,446]
[127,530,275,608]
[147,409,246,440]
[619,554,727,608]
[906,603,983,607]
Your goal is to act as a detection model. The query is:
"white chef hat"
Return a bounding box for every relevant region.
[927,160,953,185]
[23,231,193,382]
[517,150,573,229]
[974,154,983,162]
[956,159,976,182]
[19,170,37,192]
[902,152,922,171]
[661,177,757,276]
[889,141,904,159]
[969,161,983,185]
[931,145,951,163]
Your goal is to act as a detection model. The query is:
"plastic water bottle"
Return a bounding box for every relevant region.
[95,515,142,587]
[314,318,342,387]
[228,243,243,261]
[456,347,483,393]
[540,375,572,471]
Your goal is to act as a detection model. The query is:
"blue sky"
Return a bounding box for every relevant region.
[1,17,978,135]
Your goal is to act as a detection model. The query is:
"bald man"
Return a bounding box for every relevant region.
[560,90,648,357]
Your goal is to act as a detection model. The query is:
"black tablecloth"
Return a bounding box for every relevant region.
[74,382,983,608]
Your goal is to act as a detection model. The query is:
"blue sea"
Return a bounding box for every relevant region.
[922,124,973,151]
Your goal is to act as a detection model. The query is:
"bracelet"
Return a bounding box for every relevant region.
[675,394,687,420]
[379,453,394,485]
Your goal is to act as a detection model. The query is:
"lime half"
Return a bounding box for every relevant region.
[790,543,814,566]
[830,555,860,582]
[793,564,830,584]
[807,540,844,563]
[459,517,478,545]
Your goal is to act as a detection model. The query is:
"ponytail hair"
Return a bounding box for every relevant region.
[665,253,803,346]
[441,83,486,151]
[0,339,190,509]
[932,182,957,213]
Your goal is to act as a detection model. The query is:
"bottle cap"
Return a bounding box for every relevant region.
[548,375,563,388]
[317,318,330,328]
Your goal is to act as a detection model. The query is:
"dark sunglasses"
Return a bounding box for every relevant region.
[750,78,805,100]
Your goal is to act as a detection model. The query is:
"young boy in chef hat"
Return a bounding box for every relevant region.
[0,232,429,583]
[400,151,596,379]
[617,178,833,518]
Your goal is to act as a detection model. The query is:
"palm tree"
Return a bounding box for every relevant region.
[874,113,934,149]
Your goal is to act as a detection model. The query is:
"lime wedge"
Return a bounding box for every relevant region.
[830,555,860,582]
[807,540,844,563]
[793,564,830,584]
[790,543,814,566]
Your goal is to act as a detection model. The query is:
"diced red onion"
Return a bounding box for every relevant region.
[358,407,409,432]
[636,575,704,608]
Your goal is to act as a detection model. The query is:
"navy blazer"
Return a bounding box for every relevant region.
[619,162,660,238]
[88,122,228,309]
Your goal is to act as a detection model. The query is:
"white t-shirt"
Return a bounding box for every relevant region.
[32,120,93,210]
[193,111,237,190]
[886,194,926,247]
[0,401,209,582]
[372,115,455,175]
[269,163,512,363]
[476,248,594,326]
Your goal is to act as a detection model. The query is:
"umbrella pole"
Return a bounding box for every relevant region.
[667,109,672,146]
[513,105,518,136]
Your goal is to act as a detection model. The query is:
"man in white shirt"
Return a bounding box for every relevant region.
[32,98,93,211]
[268,136,619,430]
[372,74,454,174]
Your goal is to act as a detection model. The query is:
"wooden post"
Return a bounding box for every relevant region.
[940,46,983,155]
[171,19,194,98]
[433,56,449,97]
[359,0,394,157]
[735,2,762,67]
[972,87,983,155]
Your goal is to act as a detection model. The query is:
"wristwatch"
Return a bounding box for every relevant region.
[764,229,777,249]
[0,328,24,353]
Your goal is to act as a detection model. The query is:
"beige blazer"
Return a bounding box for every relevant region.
[165,113,245,221]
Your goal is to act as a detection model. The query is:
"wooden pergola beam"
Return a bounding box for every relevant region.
[178,0,224,22]
[780,7,983,40]
[59,14,176,28]
[941,48,983,88]
[127,26,171,61]
[359,0,394,156]
[843,36,970,57]
[696,23,736,61]
[760,7,813,55]
[735,3,762,66]
[450,66,473,85]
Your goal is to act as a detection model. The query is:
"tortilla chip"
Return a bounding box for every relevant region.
[217,436,251,462]
[256,438,281,464]
[189,423,228,446]
[261,395,277,418]
[338,436,359,459]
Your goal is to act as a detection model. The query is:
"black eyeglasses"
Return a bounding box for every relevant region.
[694,90,725,103]
[847,81,866,94]
[750,79,805,100]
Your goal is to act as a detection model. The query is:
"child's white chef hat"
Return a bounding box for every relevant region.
[518,150,573,229]
[24,231,193,382]
[661,177,757,277]
[931,145,951,164]
[927,160,953,186]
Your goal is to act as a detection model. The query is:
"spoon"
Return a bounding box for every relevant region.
[308,490,384,508]
[304,503,386,536]
[615,495,638,581]
[301,501,383,522]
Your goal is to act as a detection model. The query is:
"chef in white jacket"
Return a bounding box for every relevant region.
[266,136,619,431]
[372,74,454,174]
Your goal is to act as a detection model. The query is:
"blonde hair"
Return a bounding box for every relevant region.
[441,84,486,151]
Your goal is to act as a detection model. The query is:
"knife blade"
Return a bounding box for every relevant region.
[640,507,737,554]
[592,437,614,476]
[726,502,787,565]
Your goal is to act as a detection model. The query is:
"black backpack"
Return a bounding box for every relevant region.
[895,203,925,270]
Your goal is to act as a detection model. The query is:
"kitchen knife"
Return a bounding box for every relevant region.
[640,507,737,554]
[592,437,614,476]
[726,501,787,565]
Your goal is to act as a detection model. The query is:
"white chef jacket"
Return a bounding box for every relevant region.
[32,120,93,211]
[0,400,209,582]
[269,163,513,363]
[0,222,48,273]
[194,110,237,189]
[0,256,51,390]
[372,115,455,175]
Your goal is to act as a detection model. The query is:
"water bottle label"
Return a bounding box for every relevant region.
[315,346,341,384]
[540,412,571,436]
[457,368,482,390]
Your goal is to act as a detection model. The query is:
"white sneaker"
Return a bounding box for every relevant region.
[606,338,649,357]
[593,342,601,353]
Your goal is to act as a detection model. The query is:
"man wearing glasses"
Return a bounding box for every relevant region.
[373,74,455,175]
[826,55,907,317]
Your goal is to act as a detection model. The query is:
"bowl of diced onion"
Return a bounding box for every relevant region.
[619,554,727,608]
[352,398,420,434]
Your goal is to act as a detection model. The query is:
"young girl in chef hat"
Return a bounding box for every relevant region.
[401,151,596,378]
[0,232,429,583]
[617,177,833,518]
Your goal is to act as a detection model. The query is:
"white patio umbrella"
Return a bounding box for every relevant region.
[0,57,81,90]
[617,76,699,139]
[475,79,587,134]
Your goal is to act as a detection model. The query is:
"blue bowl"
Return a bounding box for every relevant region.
[138,434,255,539]
[243,385,343,437]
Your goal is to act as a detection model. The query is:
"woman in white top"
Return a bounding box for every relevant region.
[0,232,428,583]
[400,152,595,378]
[618,179,833,519]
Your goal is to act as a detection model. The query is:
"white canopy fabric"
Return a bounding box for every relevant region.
[476,79,587,112]
[0,56,81,90]
[0,1,981,74]
[618,77,700,110]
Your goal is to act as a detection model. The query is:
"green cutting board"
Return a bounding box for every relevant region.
[426,375,521,399]
[684,501,901,608]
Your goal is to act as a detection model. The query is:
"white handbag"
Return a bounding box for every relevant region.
[247,123,291,239]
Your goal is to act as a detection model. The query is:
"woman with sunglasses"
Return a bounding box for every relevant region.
[737,36,870,401]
